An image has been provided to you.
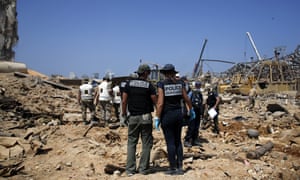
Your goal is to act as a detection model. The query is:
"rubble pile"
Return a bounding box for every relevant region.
[0,72,300,179]
[0,73,79,125]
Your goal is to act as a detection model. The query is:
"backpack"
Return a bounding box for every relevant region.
[191,90,203,109]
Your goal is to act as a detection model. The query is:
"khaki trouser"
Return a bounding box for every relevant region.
[126,113,153,174]
[99,100,112,122]
[80,100,95,122]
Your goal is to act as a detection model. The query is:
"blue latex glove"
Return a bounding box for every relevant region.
[189,108,196,121]
[154,117,160,131]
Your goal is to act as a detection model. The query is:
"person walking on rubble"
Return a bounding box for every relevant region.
[112,84,121,122]
[121,64,157,176]
[78,78,96,125]
[94,76,113,126]
[246,84,257,110]
[205,86,221,134]
[155,64,195,175]
[184,81,204,147]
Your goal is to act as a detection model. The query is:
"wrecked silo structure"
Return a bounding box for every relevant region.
[0,0,18,61]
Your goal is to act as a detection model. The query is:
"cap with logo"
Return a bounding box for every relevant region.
[136,64,151,74]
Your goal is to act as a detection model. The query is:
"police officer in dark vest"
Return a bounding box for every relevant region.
[206,86,221,134]
[121,64,157,176]
[184,81,203,147]
[155,64,195,175]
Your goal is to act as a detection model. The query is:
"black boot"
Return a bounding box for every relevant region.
[164,168,177,175]
[213,127,219,134]
[193,137,202,146]
[184,138,192,148]
[176,164,184,175]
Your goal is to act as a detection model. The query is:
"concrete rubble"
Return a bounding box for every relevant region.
[1,0,300,178]
[0,72,300,179]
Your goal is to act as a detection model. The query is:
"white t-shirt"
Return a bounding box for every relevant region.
[112,85,121,104]
[98,80,112,101]
[79,83,93,100]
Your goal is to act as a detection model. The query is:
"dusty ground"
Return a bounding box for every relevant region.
[0,73,300,180]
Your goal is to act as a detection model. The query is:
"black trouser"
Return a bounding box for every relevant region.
[184,106,202,142]
[208,106,219,132]
[161,108,183,169]
[80,100,95,121]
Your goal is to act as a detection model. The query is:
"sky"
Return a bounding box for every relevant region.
[15,0,300,78]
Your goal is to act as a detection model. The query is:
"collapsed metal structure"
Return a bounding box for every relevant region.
[220,45,300,95]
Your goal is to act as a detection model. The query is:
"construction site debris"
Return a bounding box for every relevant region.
[246,141,274,159]
[14,72,71,90]
[0,72,299,179]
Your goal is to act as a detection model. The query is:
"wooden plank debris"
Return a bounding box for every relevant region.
[246,141,274,159]
[14,72,72,90]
